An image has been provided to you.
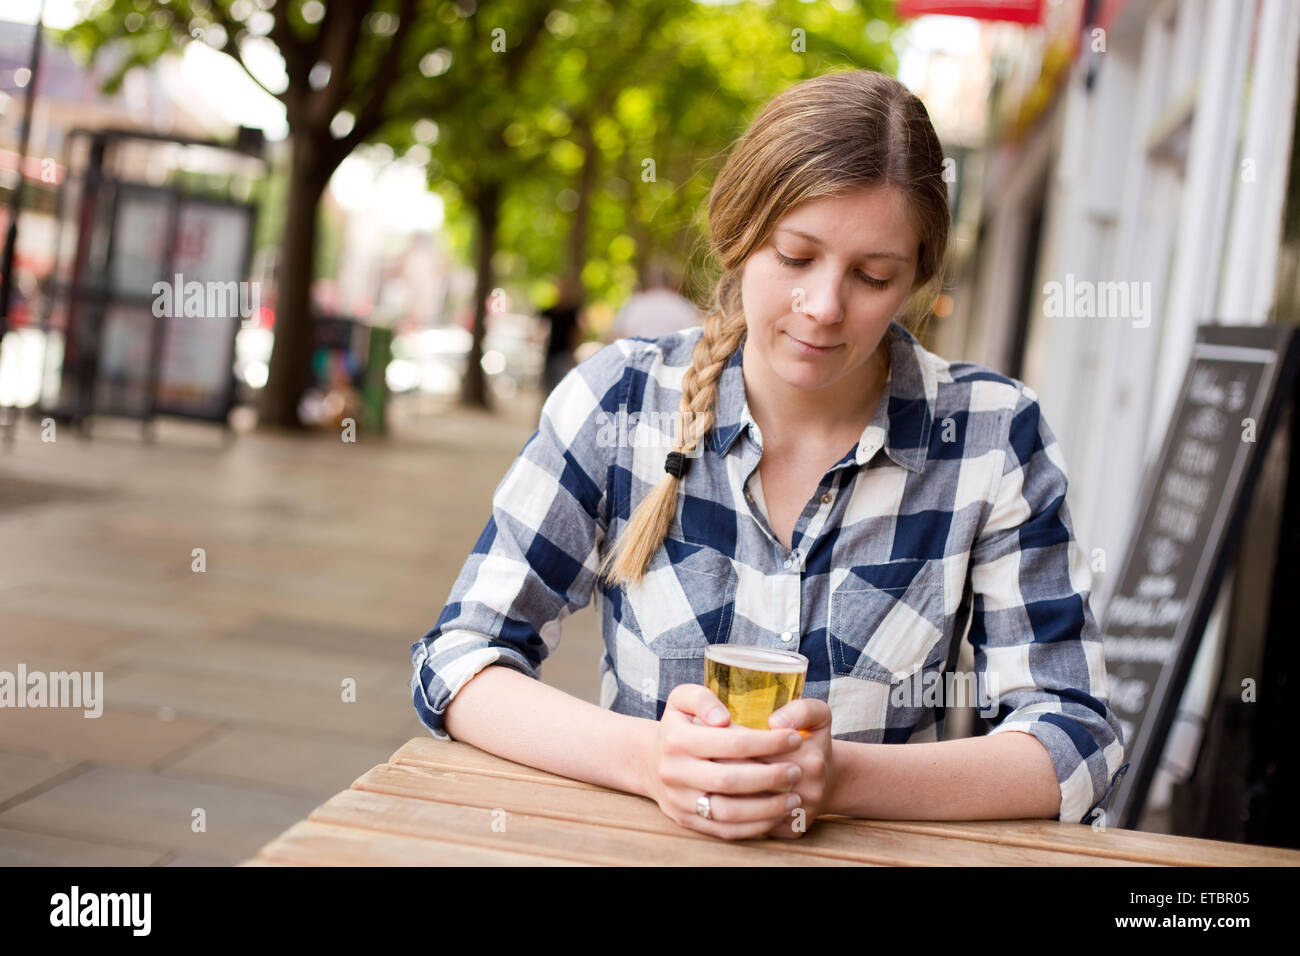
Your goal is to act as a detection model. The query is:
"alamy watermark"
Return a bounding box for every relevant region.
[50,886,150,936]
[1042,274,1152,328]
[890,668,1000,718]
[152,273,260,322]
[0,665,103,718]
[594,404,705,457]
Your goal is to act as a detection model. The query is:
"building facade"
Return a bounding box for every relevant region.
[931,0,1300,832]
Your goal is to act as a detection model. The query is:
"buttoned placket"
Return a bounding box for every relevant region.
[739,431,853,653]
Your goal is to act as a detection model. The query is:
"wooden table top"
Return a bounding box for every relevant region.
[246,737,1300,866]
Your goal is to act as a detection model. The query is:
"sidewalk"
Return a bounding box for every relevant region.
[0,391,605,865]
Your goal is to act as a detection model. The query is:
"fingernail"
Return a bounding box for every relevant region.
[786,794,801,810]
[788,733,802,747]
[708,706,729,724]
[786,765,801,782]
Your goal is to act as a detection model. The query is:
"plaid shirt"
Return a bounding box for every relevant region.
[411,321,1128,824]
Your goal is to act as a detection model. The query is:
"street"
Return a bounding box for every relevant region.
[0,391,605,865]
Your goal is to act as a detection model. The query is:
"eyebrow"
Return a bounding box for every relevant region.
[776,228,912,262]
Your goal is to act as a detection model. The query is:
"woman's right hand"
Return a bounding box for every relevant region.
[636,684,806,840]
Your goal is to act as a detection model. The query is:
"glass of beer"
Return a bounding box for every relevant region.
[704,645,809,730]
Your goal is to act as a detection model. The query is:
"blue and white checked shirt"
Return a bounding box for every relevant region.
[411,320,1128,823]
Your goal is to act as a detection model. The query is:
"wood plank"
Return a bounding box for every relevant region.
[250,820,592,866]
[351,763,1147,865]
[309,786,858,866]
[832,817,1300,866]
[385,740,1243,864]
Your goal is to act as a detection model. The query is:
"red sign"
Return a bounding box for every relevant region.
[896,0,1043,25]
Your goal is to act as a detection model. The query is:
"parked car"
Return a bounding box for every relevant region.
[386,314,545,399]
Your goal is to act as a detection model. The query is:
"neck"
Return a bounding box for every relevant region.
[743,339,891,448]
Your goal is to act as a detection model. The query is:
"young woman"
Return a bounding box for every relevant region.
[412,69,1127,842]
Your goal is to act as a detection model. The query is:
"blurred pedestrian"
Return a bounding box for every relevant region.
[605,263,700,343]
[539,276,581,401]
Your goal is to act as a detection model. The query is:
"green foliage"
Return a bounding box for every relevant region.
[60,0,906,322]
[384,0,904,316]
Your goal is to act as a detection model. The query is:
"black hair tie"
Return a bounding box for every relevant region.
[664,451,690,479]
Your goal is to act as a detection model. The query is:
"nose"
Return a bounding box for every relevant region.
[797,266,846,325]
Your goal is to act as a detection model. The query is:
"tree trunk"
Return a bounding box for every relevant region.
[462,183,499,410]
[260,131,331,430]
[567,116,597,298]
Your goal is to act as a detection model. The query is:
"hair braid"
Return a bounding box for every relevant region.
[596,305,747,589]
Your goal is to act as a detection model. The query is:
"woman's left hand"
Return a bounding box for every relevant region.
[756,699,834,839]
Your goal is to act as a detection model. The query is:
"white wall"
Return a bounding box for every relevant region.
[1018,0,1299,829]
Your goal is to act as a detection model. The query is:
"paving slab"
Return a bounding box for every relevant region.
[0,766,323,863]
[0,751,81,805]
[0,825,166,867]
[104,667,420,743]
[0,702,219,769]
[162,727,393,796]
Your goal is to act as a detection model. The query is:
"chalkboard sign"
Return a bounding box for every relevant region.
[1104,323,1300,829]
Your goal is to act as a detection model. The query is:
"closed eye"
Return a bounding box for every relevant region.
[774,250,890,288]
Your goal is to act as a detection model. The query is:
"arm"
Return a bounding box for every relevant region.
[825,730,1060,819]
[830,384,1125,823]
[444,665,656,795]
[410,340,631,742]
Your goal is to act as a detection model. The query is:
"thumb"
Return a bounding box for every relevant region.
[668,683,731,726]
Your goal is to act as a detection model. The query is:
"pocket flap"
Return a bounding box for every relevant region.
[829,559,946,682]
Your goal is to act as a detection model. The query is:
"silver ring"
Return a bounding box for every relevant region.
[696,793,713,820]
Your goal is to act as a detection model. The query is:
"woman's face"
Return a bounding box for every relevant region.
[740,184,920,401]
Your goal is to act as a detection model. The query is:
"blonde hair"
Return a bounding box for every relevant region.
[596,69,950,589]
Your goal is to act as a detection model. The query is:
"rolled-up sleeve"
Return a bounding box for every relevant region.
[410,340,632,740]
[970,384,1128,824]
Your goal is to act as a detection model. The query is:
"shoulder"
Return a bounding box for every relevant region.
[916,340,1055,464]
[544,331,697,433]
[601,326,707,393]
[916,334,1043,424]
[934,354,1033,415]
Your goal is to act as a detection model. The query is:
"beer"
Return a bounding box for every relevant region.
[704,645,808,730]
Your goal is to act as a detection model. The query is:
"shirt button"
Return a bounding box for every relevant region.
[783,558,793,569]
[780,631,794,643]
[821,493,832,504]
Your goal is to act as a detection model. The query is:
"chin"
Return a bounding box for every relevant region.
[775,362,834,390]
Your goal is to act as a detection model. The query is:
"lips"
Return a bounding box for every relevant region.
[786,332,838,351]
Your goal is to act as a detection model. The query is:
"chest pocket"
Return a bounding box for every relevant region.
[617,538,737,659]
[828,558,947,682]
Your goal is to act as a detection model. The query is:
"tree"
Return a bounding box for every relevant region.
[62,0,469,427]
[399,0,902,378]
[63,0,903,421]
[381,0,689,408]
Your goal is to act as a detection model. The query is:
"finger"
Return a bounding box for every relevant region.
[765,821,804,840]
[681,814,786,842]
[666,683,731,727]
[672,722,804,760]
[680,788,801,826]
[767,698,833,733]
[673,756,802,795]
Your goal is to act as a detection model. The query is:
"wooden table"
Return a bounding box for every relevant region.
[247,737,1300,866]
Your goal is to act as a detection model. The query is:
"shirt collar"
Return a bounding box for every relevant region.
[709,320,937,474]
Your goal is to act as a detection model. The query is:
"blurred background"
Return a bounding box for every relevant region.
[0,0,1297,864]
